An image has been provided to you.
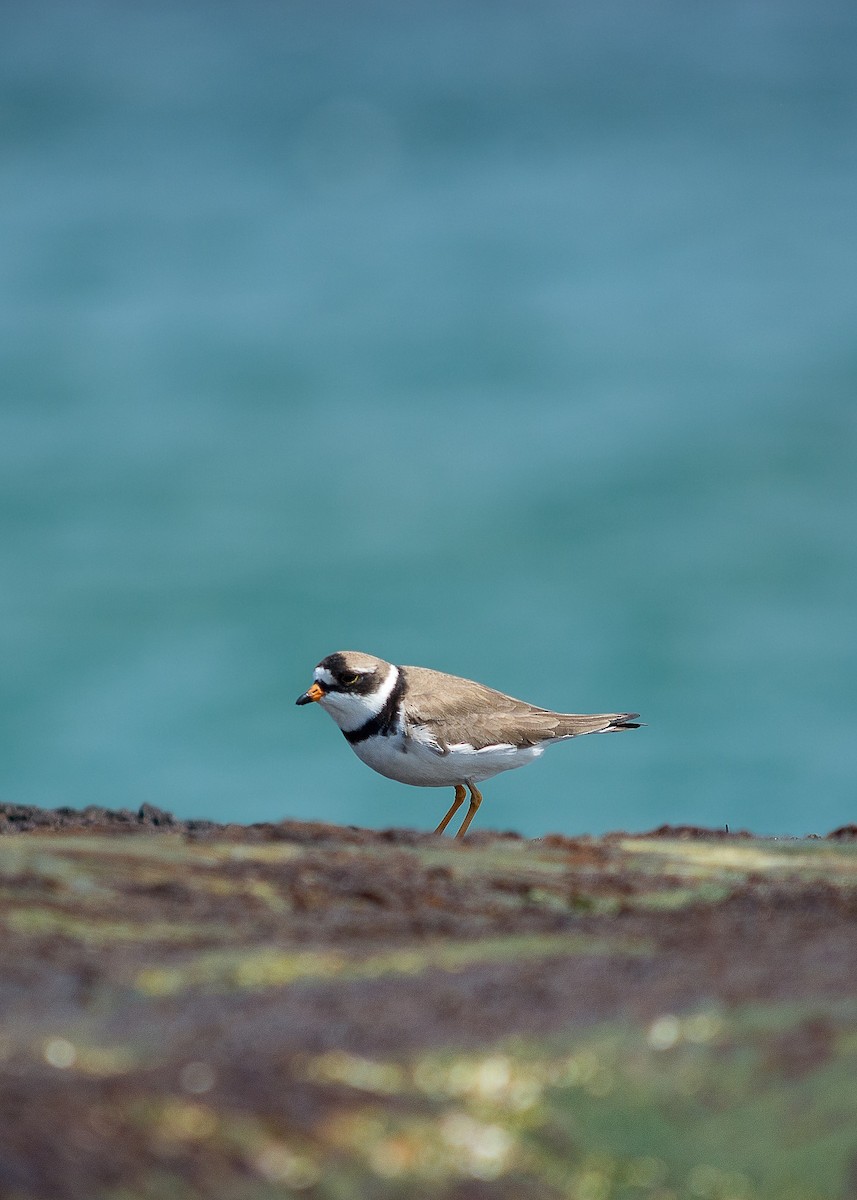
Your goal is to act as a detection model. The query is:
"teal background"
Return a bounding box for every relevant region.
[2,1,855,836]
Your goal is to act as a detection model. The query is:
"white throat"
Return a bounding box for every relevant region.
[317,663,400,732]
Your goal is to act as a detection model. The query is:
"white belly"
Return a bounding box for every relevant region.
[350,728,546,787]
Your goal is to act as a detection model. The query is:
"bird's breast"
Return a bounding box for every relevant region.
[349,726,545,786]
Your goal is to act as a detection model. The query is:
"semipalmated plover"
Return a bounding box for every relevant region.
[296,651,641,838]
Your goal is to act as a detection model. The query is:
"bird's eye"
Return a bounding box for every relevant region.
[343,673,361,686]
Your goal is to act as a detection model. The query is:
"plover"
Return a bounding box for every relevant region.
[296,651,641,838]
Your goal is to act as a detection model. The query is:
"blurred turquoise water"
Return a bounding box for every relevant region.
[1,0,855,835]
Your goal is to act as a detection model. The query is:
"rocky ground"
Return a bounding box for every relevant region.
[1,802,857,1200]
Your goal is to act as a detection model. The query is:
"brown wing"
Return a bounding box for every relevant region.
[401,666,639,752]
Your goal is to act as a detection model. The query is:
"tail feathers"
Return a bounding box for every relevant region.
[556,712,642,737]
[606,712,642,731]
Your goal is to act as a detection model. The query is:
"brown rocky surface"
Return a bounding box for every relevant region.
[1,802,856,1199]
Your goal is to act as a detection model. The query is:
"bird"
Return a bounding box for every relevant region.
[296,651,641,838]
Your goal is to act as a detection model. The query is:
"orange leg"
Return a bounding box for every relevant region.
[455,783,483,839]
[435,784,467,834]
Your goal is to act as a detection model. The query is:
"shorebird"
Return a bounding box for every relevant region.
[297,651,641,837]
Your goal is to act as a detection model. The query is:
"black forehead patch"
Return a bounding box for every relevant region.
[319,652,349,678]
[317,652,380,695]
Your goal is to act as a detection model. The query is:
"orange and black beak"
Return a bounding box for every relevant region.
[296,681,325,706]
